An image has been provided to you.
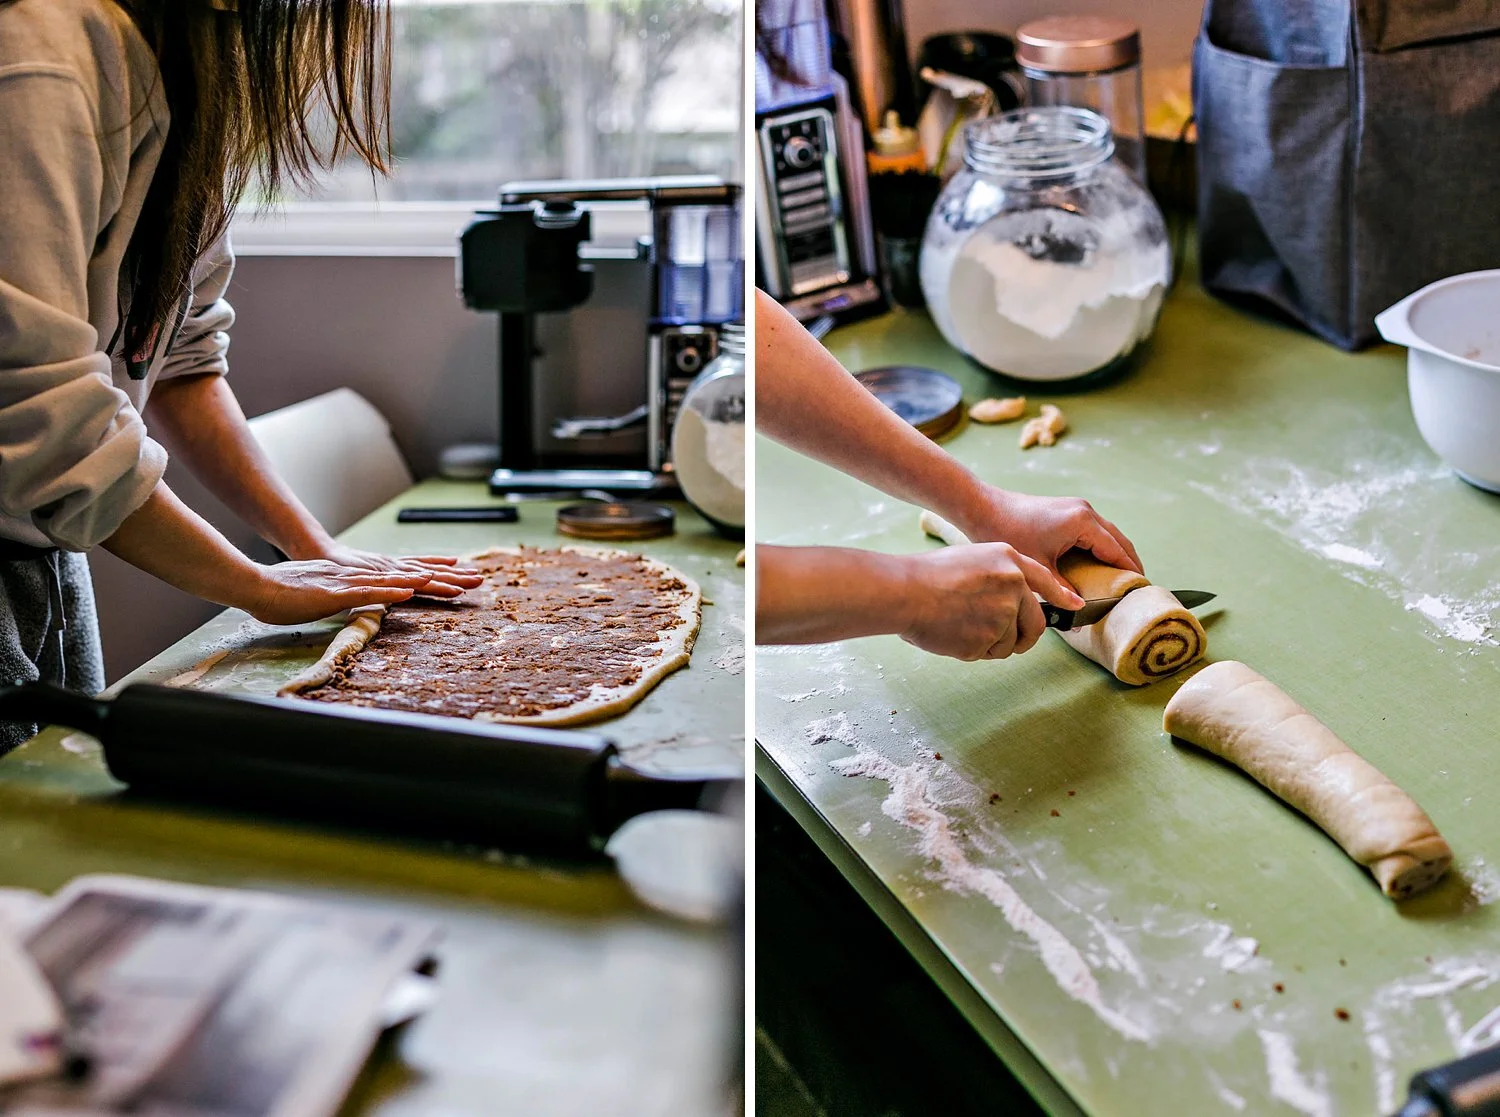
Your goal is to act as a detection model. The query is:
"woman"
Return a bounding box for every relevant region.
[756,291,1143,661]
[0,0,482,749]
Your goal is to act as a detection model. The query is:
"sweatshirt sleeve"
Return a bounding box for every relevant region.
[157,230,236,382]
[0,65,166,552]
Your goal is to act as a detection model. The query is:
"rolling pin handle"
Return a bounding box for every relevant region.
[1395,1042,1500,1117]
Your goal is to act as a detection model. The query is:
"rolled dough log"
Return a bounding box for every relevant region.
[1164,661,1453,900]
[918,512,1205,685]
[1055,552,1206,686]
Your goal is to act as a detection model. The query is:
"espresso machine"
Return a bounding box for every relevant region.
[458,176,742,493]
[754,0,884,328]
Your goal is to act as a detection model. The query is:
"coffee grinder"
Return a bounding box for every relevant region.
[755,0,884,328]
[458,176,742,493]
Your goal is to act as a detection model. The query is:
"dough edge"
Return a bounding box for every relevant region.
[275,545,704,726]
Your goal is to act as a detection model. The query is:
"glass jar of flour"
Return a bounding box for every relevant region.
[919,107,1169,384]
[671,323,745,537]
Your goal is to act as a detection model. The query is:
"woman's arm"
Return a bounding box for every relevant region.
[146,373,481,595]
[755,291,1142,576]
[102,484,435,624]
[756,543,1082,661]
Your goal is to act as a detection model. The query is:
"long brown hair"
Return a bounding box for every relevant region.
[115,0,391,365]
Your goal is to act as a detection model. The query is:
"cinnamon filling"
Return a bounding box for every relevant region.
[304,548,692,718]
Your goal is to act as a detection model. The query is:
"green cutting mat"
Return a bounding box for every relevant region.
[755,279,1500,1115]
[0,482,745,1115]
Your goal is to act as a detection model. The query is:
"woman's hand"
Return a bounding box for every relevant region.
[895,543,1083,661]
[237,561,438,625]
[956,488,1143,580]
[755,542,1083,661]
[310,544,485,599]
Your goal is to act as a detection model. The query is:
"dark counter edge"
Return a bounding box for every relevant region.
[755,744,1081,1117]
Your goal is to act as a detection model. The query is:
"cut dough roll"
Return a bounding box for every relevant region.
[1055,552,1206,686]
[1164,661,1453,900]
[918,513,1206,685]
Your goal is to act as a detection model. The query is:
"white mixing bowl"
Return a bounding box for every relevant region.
[1376,270,1500,493]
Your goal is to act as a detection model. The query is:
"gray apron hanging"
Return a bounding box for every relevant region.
[1193,0,1500,350]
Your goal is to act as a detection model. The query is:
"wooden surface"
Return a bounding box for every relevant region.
[755,274,1500,1115]
[0,482,745,1116]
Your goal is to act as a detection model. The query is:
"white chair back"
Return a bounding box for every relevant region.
[247,388,414,536]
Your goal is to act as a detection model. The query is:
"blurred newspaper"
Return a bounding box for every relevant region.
[0,875,440,1117]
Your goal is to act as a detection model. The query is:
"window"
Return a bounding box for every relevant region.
[311,0,743,203]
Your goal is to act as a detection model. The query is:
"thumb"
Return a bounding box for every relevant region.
[1015,552,1084,609]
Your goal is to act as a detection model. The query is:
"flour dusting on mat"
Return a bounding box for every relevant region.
[830,748,1152,1042]
[1258,1030,1333,1117]
[1191,458,1500,644]
[1406,594,1491,643]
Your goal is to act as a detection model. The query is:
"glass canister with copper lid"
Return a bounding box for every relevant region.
[1016,15,1145,183]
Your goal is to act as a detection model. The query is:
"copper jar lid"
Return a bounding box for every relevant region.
[557,502,675,541]
[1016,16,1140,74]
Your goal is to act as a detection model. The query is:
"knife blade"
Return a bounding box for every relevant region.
[1043,590,1216,630]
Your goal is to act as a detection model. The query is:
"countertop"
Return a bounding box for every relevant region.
[755,274,1500,1115]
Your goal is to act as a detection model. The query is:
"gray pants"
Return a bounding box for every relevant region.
[0,548,105,755]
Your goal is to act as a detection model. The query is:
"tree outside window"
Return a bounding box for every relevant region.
[312,0,742,202]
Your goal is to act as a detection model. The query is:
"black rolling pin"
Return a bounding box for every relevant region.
[1394,1044,1500,1117]
[0,682,734,855]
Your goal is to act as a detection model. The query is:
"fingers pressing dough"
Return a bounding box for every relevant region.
[1164,661,1453,900]
[1055,551,1206,685]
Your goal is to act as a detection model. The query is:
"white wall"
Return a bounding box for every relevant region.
[900,0,1203,69]
[91,253,499,682]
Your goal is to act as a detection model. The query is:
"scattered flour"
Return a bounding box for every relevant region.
[58,732,100,757]
[1460,1003,1500,1054]
[1202,926,1260,973]
[829,748,1152,1043]
[1320,543,1382,569]
[1406,594,1491,643]
[1192,460,1500,644]
[1258,1030,1333,1117]
[856,821,873,838]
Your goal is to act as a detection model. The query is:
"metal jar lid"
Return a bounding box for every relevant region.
[853,366,964,441]
[1016,16,1140,74]
[557,502,675,541]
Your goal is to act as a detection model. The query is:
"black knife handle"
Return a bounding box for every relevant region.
[1042,604,1076,630]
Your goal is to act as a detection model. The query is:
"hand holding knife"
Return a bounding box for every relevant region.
[918,509,1216,629]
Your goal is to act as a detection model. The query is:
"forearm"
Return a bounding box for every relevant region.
[101,483,265,610]
[756,545,913,644]
[146,374,334,559]
[755,292,996,536]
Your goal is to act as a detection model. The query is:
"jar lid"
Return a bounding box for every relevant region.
[854,366,964,440]
[873,110,921,157]
[557,502,675,541]
[1016,16,1140,74]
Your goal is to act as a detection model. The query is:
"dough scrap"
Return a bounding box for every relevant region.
[278,547,701,726]
[1164,661,1453,900]
[1019,404,1067,448]
[970,396,1027,424]
[1055,552,1206,686]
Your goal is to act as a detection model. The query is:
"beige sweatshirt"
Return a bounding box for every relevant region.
[0,0,235,552]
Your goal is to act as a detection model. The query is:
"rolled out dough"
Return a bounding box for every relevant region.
[277,547,701,726]
[918,511,1205,685]
[1163,661,1453,900]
